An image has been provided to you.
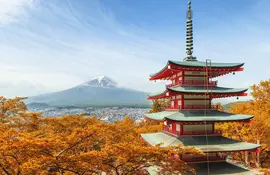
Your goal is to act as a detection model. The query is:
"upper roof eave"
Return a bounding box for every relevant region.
[169,60,245,68]
[149,60,245,80]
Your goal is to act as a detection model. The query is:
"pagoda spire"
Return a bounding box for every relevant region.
[184,1,197,61]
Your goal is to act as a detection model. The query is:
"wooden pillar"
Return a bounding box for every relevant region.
[180,123,183,135]
[232,152,234,162]
[172,123,176,135]
[256,140,261,168]
[256,150,260,168]
[245,151,249,166]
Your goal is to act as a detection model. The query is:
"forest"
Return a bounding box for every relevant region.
[0,79,269,175]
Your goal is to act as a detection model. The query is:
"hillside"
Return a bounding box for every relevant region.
[27,76,150,107]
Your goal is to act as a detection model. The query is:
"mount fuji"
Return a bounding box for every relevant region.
[27,76,150,107]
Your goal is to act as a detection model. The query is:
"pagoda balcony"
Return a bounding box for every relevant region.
[182,130,222,136]
[163,126,222,136]
[165,105,218,111]
[165,106,181,111]
[183,104,218,110]
[182,155,226,163]
[166,80,217,88]
[162,126,179,136]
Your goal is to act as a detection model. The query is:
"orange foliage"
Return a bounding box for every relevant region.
[216,79,270,170]
[0,97,201,175]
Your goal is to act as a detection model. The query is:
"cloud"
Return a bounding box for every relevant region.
[0,80,51,98]
[0,0,39,24]
[0,0,270,98]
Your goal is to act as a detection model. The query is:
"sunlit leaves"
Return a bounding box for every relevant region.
[216,79,270,170]
[0,96,200,174]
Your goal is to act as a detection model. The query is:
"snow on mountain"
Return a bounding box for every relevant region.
[27,76,150,107]
[77,76,118,88]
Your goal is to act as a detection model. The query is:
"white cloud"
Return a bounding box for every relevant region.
[0,0,270,98]
[0,0,38,24]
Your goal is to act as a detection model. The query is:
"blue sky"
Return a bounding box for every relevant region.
[0,0,269,103]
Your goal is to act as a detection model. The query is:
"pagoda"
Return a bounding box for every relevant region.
[141,1,261,174]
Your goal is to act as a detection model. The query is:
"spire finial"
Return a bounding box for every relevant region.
[184,1,197,61]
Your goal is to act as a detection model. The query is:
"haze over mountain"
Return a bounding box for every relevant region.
[27,76,150,107]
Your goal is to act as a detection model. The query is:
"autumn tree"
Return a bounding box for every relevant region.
[216,79,270,170]
[148,99,170,113]
[0,96,202,175]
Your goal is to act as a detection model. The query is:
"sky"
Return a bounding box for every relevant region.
[0,0,270,103]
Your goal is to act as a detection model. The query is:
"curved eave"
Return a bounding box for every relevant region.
[149,62,170,80]
[141,132,261,152]
[144,110,253,122]
[147,89,169,100]
[168,86,248,95]
[149,61,245,80]
[169,60,245,68]
[164,115,254,122]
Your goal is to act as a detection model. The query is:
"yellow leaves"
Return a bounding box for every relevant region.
[148,99,170,113]
[216,79,270,168]
[0,96,200,174]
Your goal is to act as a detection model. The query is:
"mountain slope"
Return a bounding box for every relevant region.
[27,76,150,107]
[223,100,250,111]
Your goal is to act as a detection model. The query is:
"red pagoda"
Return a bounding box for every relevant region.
[141,1,261,174]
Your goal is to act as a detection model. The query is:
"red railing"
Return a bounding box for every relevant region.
[165,106,181,111]
[163,126,179,136]
[182,130,222,135]
[182,155,226,162]
[183,104,218,110]
[166,80,217,88]
[163,125,222,136]
[166,84,176,88]
[165,105,218,111]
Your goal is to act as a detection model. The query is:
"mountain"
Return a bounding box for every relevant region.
[77,76,117,88]
[27,76,150,107]
[223,100,250,111]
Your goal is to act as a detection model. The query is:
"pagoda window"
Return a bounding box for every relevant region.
[178,100,181,106]
[168,124,172,131]
[176,124,181,132]
[177,72,182,76]
[172,96,175,100]
[171,101,174,107]
[183,124,213,135]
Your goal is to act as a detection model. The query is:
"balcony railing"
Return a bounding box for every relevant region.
[165,105,218,111]
[165,106,181,111]
[182,130,222,135]
[163,126,179,136]
[163,126,222,136]
[182,155,226,162]
[183,104,218,110]
[166,80,217,88]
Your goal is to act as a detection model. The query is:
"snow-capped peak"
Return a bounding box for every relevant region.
[78,76,118,88]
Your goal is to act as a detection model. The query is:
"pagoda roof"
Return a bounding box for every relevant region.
[169,86,247,94]
[148,162,255,175]
[148,86,247,99]
[169,60,244,68]
[141,132,260,152]
[145,110,253,122]
[187,162,255,175]
[149,60,244,79]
